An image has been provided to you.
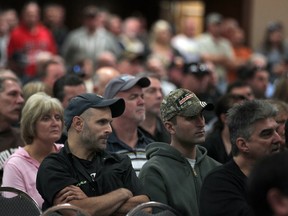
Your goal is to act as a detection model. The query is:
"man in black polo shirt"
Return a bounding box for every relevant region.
[36,93,150,215]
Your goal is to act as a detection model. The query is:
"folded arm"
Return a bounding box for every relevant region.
[54,185,133,216]
[112,195,150,216]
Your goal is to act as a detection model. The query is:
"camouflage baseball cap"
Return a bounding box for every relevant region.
[160,88,214,121]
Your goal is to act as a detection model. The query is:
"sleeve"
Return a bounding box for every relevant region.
[224,40,235,59]
[138,163,168,204]
[7,31,18,58]
[47,31,57,54]
[36,154,78,207]
[202,134,218,160]
[60,33,73,61]
[2,161,26,192]
[199,172,253,216]
[122,156,146,196]
[196,36,208,55]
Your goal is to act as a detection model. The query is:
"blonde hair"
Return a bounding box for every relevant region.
[149,20,172,44]
[151,20,171,34]
[22,81,51,101]
[21,92,64,144]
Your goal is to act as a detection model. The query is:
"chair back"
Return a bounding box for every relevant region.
[41,203,91,216]
[0,186,42,216]
[126,201,180,216]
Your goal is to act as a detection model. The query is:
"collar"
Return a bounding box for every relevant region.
[108,127,149,150]
[63,141,120,163]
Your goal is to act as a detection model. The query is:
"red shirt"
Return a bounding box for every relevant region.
[7,23,57,77]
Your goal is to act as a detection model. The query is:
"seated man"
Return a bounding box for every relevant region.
[139,88,220,216]
[36,93,150,215]
[139,72,171,143]
[104,74,154,176]
[199,99,282,216]
[0,74,25,184]
[53,74,87,144]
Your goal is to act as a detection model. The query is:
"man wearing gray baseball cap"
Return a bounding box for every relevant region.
[139,88,220,216]
[104,74,150,98]
[104,74,154,176]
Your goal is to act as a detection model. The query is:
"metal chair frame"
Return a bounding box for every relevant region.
[126,201,181,216]
[0,186,42,216]
[41,203,91,216]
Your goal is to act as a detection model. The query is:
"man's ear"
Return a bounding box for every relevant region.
[164,121,176,135]
[236,137,249,153]
[267,188,288,216]
[220,113,227,124]
[72,116,84,132]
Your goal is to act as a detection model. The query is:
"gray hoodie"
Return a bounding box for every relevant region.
[139,142,221,216]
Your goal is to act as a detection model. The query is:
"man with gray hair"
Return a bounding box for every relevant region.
[139,88,220,216]
[199,99,282,216]
[0,74,24,183]
[104,74,153,176]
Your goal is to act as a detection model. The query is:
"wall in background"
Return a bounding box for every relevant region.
[250,0,288,50]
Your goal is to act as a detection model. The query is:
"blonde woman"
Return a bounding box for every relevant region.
[149,20,184,87]
[149,20,184,69]
[2,92,64,208]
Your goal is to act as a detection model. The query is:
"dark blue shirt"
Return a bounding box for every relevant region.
[107,127,154,176]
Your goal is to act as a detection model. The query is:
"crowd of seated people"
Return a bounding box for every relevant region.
[1,2,288,215]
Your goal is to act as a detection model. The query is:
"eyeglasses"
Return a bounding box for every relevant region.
[186,63,210,75]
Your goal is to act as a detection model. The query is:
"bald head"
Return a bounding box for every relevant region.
[22,2,40,28]
[0,69,19,79]
[96,51,117,68]
[93,67,120,96]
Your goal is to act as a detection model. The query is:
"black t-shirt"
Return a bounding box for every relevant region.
[202,128,232,164]
[199,160,254,216]
[36,142,145,210]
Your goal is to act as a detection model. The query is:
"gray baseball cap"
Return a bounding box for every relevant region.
[104,74,150,99]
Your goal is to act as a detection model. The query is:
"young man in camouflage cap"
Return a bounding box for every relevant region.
[139,88,221,216]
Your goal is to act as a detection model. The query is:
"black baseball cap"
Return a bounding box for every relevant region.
[64,93,125,130]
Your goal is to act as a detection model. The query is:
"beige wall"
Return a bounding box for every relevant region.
[250,0,288,50]
[160,1,205,35]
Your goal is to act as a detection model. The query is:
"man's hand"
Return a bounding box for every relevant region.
[53,185,88,205]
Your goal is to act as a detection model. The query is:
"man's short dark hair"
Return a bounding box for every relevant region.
[226,80,251,94]
[38,59,60,80]
[237,64,267,81]
[82,5,99,18]
[53,74,85,102]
